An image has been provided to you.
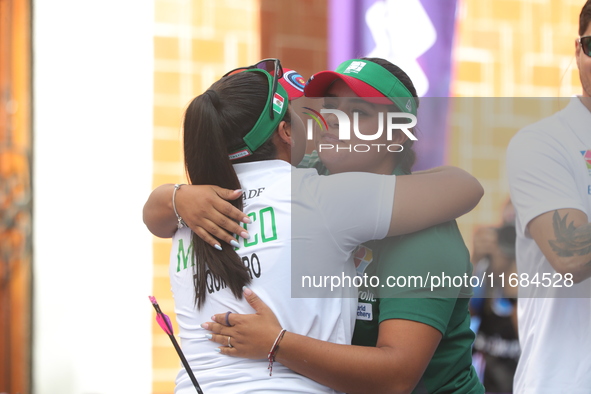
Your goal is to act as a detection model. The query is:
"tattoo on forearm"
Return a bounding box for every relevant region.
[549,211,591,258]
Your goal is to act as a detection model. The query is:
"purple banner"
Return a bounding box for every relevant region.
[329,0,458,170]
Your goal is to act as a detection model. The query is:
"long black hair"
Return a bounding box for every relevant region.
[183,71,289,307]
[361,57,419,174]
[580,0,591,36]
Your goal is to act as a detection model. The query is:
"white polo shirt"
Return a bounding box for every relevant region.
[507,97,591,393]
[170,160,396,394]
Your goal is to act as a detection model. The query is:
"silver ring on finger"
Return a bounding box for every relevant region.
[227,336,233,348]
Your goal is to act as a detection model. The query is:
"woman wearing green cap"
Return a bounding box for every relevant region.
[144,59,483,393]
[199,58,483,394]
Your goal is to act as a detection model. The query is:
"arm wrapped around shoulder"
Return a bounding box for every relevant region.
[388,166,483,237]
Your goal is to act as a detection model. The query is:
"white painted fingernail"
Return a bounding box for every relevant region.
[204,334,212,339]
[214,244,222,251]
[230,240,240,248]
[214,348,221,353]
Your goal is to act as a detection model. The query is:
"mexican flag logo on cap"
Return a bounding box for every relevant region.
[273,92,285,114]
[343,61,366,74]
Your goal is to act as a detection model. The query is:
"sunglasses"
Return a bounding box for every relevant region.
[223,58,284,120]
[580,35,591,57]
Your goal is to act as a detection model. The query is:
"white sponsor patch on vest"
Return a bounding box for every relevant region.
[357,302,373,321]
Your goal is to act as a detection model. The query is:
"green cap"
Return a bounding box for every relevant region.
[228,69,289,160]
[305,59,417,116]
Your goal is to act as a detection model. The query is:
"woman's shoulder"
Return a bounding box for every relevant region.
[372,220,471,276]
[377,220,465,252]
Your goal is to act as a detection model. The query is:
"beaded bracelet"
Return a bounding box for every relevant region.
[267,328,287,376]
[172,184,187,229]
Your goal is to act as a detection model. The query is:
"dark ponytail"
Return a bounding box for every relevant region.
[361,57,419,174]
[183,71,283,308]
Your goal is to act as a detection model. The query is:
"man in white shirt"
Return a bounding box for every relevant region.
[506,2,591,392]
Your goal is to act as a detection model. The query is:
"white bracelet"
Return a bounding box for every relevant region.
[172,184,186,229]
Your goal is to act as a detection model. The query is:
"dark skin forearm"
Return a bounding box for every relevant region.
[142,183,250,243]
[143,183,178,238]
[205,290,441,394]
[274,330,432,394]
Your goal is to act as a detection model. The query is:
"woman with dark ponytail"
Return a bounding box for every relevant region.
[181,72,289,307]
[144,60,483,393]
[197,59,485,393]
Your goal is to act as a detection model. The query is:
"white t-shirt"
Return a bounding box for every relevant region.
[506,98,591,393]
[169,160,396,394]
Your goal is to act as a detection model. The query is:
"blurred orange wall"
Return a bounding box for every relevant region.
[0,0,32,393]
[151,1,261,392]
